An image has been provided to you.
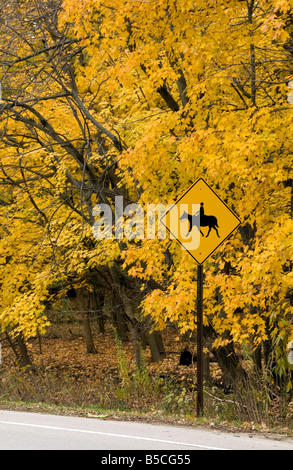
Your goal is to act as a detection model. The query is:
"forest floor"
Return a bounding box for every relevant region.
[1,322,293,439]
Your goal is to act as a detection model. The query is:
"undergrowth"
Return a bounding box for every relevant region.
[1,325,293,433]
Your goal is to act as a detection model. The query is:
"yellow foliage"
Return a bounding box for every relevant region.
[0,0,292,355]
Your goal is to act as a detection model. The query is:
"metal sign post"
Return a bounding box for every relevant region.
[196,264,204,417]
[161,178,241,418]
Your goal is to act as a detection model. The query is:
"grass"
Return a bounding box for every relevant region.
[1,395,292,440]
[1,323,293,438]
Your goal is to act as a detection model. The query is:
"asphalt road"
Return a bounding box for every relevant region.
[0,409,293,450]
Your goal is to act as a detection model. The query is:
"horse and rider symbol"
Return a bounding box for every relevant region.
[180,202,219,238]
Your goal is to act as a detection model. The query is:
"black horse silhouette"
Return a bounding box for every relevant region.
[180,202,220,238]
[180,211,204,236]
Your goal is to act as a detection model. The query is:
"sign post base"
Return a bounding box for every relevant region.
[197,264,204,417]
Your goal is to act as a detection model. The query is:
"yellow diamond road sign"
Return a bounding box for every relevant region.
[161,178,241,264]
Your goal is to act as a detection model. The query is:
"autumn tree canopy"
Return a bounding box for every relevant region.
[0,0,292,377]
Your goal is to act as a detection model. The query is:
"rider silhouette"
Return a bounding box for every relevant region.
[200,202,204,219]
[199,202,220,237]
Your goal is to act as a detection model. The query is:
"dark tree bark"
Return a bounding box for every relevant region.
[76,289,97,354]
[16,334,32,367]
[147,331,166,362]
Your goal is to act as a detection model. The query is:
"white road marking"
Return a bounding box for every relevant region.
[0,419,227,450]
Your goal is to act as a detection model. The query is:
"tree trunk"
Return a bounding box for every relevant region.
[129,322,142,369]
[81,312,97,354]
[91,288,105,334]
[253,343,262,371]
[16,334,32,367]
[147,331,166,362]
[204,324,246,386]
[113,294,129,342]
[203,344,211,381]
[76,289,97,354]
[97,292,105,334]
[109,265,129,342]
[211,344,245,383]
[153,331,166,358]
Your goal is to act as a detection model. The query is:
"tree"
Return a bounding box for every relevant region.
[0,0,166,362]
[0,0,292,382]
[60,0,293,377]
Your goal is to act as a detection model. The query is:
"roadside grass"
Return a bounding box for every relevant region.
[0,393,292,439]
[1,360,293,438]
[1,324,293,437]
